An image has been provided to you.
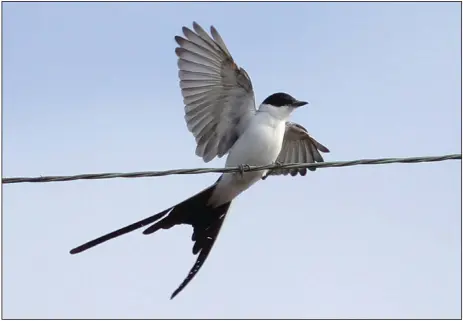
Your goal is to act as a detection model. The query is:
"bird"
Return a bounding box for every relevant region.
[70,22,330,299]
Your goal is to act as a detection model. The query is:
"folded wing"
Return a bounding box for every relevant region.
[176,22,256,162]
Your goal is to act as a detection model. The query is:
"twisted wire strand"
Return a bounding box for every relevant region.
[2,154,461,185]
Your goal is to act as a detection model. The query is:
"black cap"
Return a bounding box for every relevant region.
[262,92,307,107]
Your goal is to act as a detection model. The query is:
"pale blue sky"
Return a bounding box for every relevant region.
[3,2,461,319]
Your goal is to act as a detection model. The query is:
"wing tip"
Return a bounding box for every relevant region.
[192,21,205,34]
[319,145,330,153]
[182,26,192,38]
[174,47,183,56]
[210,25,218,37]
[174,35,184,46]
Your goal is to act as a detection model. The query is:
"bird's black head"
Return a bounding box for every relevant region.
[262,92,308,108]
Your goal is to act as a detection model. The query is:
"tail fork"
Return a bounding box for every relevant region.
[70,182,232,299]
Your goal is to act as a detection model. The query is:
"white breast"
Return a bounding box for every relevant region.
[225,116,285,167]
[209,111,287,206]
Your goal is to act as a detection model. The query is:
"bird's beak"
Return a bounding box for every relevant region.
[291,100,308,108]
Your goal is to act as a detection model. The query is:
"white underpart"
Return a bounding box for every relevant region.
[209,104,295,206]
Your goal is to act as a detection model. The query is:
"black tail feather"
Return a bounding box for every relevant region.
[70,182,231,299]
[169,200,231,299]
[143,183,220,236]
[134,182,232,299]
[69,209,170,254]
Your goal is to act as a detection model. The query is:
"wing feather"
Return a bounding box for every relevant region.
[176,48,222,68]
[298,141,308,176]
[176,22,256,162]
[267,122,330,177]
[175,36,222,61]
[178,59,218,75]
[179,70,221,81]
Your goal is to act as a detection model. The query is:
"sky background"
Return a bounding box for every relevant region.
[2,2,461,319]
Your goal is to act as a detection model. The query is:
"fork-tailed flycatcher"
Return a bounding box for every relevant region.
[70,22,329,299]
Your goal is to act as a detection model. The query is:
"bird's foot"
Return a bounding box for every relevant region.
[237,164,251,177]
[262,161,283,180]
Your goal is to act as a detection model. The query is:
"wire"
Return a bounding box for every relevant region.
[2,154,460,185]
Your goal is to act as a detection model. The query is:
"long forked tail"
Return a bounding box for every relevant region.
[70,182,232,299]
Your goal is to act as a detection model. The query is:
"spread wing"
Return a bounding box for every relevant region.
[176,22,256,162]
[267,122,330,177]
